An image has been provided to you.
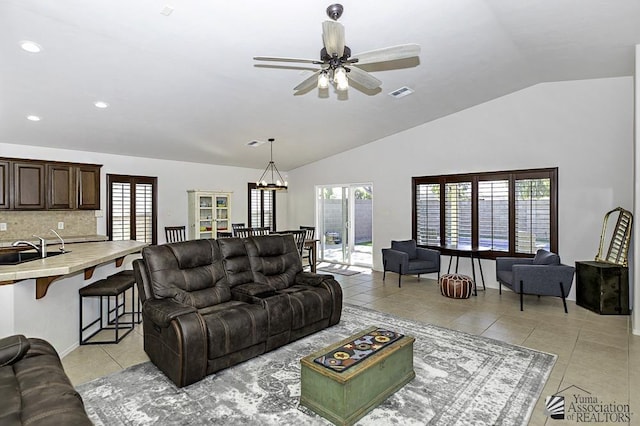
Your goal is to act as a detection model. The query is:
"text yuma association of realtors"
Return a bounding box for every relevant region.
[567,395,631,423]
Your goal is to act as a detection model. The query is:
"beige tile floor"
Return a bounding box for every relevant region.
[62,269,640,425]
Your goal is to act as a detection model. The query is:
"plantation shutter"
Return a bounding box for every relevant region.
[515,177,551,253]
[415,182,440,245]
[478,179,509,251]
[111,182,131,241]
[445,182,472,246]
[135,183,153,243]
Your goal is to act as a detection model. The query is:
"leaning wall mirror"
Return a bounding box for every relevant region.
[595,207,633,267]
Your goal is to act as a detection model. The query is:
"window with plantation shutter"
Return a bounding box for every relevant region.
[248,183,276,231]
[108,174,157,244]
[412,168,557,258]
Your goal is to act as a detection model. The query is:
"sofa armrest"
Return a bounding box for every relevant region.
[143,298,197,328]
[382,248,409,272]
[0,334,30,367]
[295,271,335,287]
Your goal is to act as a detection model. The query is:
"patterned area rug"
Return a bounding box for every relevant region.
[77,305,556,425]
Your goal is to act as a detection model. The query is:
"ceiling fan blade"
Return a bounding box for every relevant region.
[351,43,421,65]
[254,56,320,64]
[294,70,321,92]
[322,21,345,57]
[347,66,382,90]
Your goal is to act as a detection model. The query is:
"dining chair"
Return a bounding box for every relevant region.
[250,227,270,236]
[234,228,251,238]
[165,226,186,243]
[278,230,306,257]
[231,223,246,236]
[300,226,316,269]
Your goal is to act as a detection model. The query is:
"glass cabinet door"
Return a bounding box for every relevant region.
[215,195,230,233]
[198,194,214,238]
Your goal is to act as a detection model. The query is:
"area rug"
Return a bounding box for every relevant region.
[317,266,360,276]
[77,304,556,425]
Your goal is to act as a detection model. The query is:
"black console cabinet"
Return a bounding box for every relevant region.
[575,261,629,315]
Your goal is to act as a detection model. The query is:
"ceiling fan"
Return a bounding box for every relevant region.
[253,4,421,94]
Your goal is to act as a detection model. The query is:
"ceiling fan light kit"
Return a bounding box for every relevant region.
[256,138,288,191]
[253,4,420,97]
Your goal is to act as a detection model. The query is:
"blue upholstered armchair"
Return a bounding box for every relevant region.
[382,240,440,287]
[496,249,575,313]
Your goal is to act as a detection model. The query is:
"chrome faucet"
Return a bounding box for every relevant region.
[50,229,66,253]
[32,235,47,258]
[11,239,46,258]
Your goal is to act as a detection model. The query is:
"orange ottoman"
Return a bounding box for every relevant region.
[439,273,473,299]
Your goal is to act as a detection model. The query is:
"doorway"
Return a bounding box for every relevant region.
[316,184,372,267]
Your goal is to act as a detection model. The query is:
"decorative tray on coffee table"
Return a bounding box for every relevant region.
[313,328,404,372]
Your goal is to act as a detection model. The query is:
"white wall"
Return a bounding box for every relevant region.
[286,77,634,303]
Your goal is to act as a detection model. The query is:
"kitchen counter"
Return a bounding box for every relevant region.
[0,240,147,299]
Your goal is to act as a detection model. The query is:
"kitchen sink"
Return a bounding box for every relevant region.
[0,250,69,266]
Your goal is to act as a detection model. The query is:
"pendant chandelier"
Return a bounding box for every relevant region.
[256,138,288,191]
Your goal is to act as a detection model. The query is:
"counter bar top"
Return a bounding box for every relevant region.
[0,240,148,299]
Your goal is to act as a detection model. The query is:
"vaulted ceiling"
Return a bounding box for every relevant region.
[2,1,640,170]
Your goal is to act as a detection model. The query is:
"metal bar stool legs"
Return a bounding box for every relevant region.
[79,270,139,345]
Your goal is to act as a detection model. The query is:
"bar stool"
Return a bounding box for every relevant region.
[79,270,140,345]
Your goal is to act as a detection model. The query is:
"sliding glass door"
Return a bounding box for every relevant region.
[316,184,372,267]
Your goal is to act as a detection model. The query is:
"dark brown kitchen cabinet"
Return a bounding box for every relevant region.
[77,165,100,210]
[0,160,9,209]
[47,164,75,209]
[13,162,46,209]
[0,157,101,210]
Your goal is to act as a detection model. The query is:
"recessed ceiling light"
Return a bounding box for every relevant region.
[20,41,42,53]
[26,115,41,121]
[94,101,109,109]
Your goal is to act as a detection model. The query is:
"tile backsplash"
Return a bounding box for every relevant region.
[0,211,97,241]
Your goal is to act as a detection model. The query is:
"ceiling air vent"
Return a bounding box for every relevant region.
[389,86,414,99]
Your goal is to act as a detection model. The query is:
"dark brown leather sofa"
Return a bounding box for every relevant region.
[0,334,92,426]
[133,234,343,387]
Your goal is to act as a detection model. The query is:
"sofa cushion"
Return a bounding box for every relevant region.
[532,249,560,265]
[201,302,269,359]
[406,260,437,274]
[218,238,254,287]
[391,240,417,260]
[0,334,30,367]
[245,235,303,290]
[143,240,231,308]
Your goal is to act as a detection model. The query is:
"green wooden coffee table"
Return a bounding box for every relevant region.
[300,326,415,426]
